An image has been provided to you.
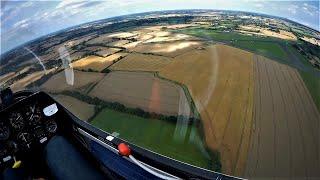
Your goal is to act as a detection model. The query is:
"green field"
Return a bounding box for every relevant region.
[174,27,288,60]
[232,41,287,60]
[299,71,320,111]
[90,108,221,171]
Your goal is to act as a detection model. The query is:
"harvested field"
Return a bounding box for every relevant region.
[239,25,297,41]
[70,51,90,61]
[122,41,143,50]
[143,30,198,43]
[159,44,254,175]
[95,47,122,57]
[245,56,320,179]
[86,34,113,45]
[107,40,130,47]
[71,54,126,72]
[110,53,171,71]
[133,41,202,57]
[11,71,45,92]
[108,32,137,38]
[89,71,191,116]
[53,94,95,121]
[63,34,96,48]
[41,70,104,93]
[0,72,15,85]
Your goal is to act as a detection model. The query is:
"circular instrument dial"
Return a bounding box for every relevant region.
[46,121,57,133]
[9,112,24,130]
[0,125,10,140]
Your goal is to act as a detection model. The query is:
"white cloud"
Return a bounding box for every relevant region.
[287,5,299,14]
[56,0,80,9]
[13,18,30,28]
[20,1,33,8]
[254,3,264,8]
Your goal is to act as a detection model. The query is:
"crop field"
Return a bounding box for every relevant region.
[299,71,320,111]
[109,53,172,71]
[245,56,320,178]
[132,41,202,57]
[41,70,104,93]
[159,44,254,175]
[69,51,90,61]
[90,108,215,170]
[232,41,287,60]
[53,94,95,121]
[86,34,113,45]
[95,47,122,57]
[107,40,130,47]
[108,32,137,38]
[71,54,127,72]
[11,71,48,92]
[175,27,289,60]
[89,71,190,116]
[0,72,15,86]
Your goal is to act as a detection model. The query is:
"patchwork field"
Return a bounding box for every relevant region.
[11,71,47,92]
[95,47,122,57]
[107,40,130,47]
[110,53,172,71]
[175,27,289,60]
[86,34,113,45]
[53,94,95,121]
[132,41,203,57]
[89,71,190,116]
[159,44,254,175]
[245,56,320,179]
[41,70,104,93]
[71,53,127,72]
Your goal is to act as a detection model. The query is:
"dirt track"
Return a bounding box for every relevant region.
[245,55,320,179]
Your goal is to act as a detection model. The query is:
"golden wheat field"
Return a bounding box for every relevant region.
[160,44,254,175]
[110,53,172,71]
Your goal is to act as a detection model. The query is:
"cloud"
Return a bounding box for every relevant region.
[2,0,320,53]
[254,3,264,8]
[56,0,102,9]
[13,19,30,28]
[287,4,299,14]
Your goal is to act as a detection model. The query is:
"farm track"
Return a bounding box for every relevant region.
[245,55,320,179]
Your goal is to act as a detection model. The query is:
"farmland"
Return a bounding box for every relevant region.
[174,27,289,61]
[71,53,127,72]
[299,71,320,111]
[246,56,320,178]
[41,70,104,93]
[89,71,189,116]
[53,94,95,121]
[1,10,319,179]
[160,44,254,175]
[110,53,171,71]
[90,108,218,170]
[132,41,202,57]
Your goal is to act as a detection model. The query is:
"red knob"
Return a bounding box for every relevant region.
[118,143,131,157]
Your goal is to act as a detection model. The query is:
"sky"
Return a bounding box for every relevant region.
[1,0,319,54]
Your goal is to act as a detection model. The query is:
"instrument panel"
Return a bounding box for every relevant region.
[0,92,59,168]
